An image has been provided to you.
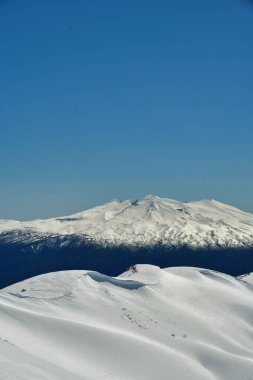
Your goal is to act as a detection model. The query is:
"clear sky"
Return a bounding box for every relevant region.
[0,0,253,220]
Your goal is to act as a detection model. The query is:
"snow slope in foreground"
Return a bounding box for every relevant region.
[1,195,253,248]
[1,265,253,380]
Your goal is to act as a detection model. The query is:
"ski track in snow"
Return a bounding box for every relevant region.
[1,265,253,379]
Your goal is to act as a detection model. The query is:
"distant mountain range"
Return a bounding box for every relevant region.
[1,195,253,248]
[0,195,253,288]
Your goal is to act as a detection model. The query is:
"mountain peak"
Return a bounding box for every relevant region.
[1,195,253,249]
[142,194,161,201]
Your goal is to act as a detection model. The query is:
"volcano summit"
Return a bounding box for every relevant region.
[0,195,253,288]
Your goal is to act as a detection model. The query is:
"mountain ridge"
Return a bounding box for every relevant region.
[1,264,253,379]
[1,195,253,249]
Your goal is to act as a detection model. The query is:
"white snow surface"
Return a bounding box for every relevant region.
[1,265,253,379]
[1,195,253,248]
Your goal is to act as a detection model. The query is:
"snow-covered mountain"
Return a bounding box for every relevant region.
[1,195,253,248]
[1,265,253,380]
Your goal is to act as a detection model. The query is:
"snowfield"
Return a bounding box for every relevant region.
[1,195,253,249]
[1,265,253,379]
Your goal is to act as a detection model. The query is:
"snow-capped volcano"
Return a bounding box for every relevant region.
[1,195,253,248]
[1,265,253,379]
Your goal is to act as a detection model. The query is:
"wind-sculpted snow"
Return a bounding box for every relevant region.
[1,195,253,249]
[1,265,253,379]
[85,271,146,289]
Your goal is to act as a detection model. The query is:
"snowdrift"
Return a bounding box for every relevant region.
[1,265,253,379]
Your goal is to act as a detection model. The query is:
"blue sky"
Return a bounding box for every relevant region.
[0,0,252,219]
